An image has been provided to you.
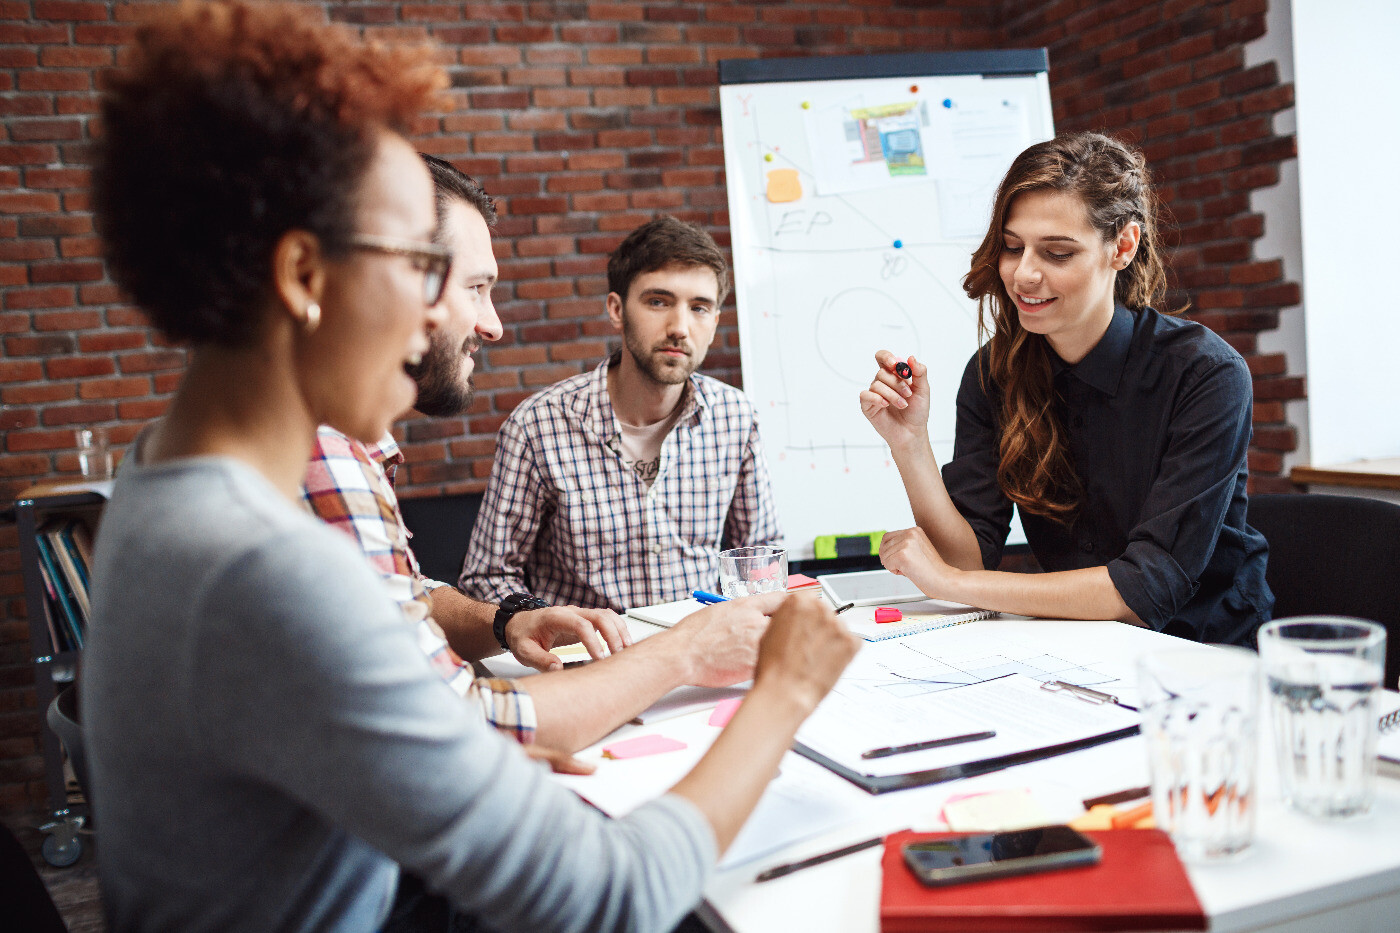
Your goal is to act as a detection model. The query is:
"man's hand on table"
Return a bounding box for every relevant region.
[506,605,632,672]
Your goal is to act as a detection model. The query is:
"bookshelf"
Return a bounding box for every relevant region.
[13,480,109,866]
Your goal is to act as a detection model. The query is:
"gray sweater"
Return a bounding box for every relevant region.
[82,456,714,932]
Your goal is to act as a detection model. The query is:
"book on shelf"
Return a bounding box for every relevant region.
[34,519,92,652]
[48,525,90,620]
[33,555,71,654]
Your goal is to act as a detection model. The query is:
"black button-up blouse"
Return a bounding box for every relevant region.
[942,304,1273,646]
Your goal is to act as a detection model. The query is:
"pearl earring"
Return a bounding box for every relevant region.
[304,301,321,334]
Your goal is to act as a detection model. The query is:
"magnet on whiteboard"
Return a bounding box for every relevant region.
[801,101,810,109]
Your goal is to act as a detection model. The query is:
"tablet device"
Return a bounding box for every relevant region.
[817,569,929,607]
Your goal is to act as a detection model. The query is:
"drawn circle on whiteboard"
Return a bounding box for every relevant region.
[814,287,921,385]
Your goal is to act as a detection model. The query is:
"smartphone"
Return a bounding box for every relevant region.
[902,825,1101,887]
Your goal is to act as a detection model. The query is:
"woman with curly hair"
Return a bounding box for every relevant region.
[81,3,855,931]
[861,132,1271,646]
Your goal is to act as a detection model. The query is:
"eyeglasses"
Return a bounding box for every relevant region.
[346,233,454,307]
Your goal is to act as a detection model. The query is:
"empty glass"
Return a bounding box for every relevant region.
[717,546,787,600]
[76,427,113,480]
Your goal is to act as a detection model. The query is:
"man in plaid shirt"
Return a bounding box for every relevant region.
[460,217,782,611]
[304,159,778,754]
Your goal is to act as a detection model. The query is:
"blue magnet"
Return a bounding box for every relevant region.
[942,98,953,109]
[892,239,903,249]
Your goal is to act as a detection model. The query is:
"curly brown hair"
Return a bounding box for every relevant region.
[962,132,1172,524]
[93,0,446,346]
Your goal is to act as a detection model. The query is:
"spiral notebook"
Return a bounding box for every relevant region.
[1379,705,1400,778]
[841,598,994,642]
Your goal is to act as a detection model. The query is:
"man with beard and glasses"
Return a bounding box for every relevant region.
[460,215,781,612]
[303,159,781,761]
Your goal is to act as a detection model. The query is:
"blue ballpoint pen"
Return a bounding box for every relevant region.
[692,589,728,604]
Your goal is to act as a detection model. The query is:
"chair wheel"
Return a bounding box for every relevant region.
[42,831,82,867]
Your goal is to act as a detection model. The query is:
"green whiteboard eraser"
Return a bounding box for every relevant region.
[813,531,886,560]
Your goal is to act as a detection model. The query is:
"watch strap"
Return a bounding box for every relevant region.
[493,593,549,649]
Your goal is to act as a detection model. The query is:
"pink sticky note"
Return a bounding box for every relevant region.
[787,573,820,589]
[874,607,904,623]
[601,735,687,760]
[708,696,743,727]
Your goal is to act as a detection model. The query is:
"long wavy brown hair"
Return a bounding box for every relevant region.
[962,132,1170,524]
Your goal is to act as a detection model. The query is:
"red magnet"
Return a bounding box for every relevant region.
[875,607,904,623]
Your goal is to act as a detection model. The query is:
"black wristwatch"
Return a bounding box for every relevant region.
[493,593,550,649]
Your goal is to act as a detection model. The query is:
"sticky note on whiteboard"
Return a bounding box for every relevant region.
[601,735,687,760]
[765,168,802,203]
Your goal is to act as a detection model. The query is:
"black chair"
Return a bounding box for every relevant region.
[397,492,483,586]
[0,820,70,931]
[1248,493,1400,687]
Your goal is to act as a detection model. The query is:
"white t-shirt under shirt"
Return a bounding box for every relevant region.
[616,403,685,486]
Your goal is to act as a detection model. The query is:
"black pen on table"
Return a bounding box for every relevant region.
[754,834,889,883]
[861,730,996,760]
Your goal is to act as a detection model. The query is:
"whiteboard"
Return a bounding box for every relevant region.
[720,52,1053,560]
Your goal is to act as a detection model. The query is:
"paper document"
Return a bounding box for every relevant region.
[557,740,865,869]
[627,597,706,628]
[797,671,1139,778]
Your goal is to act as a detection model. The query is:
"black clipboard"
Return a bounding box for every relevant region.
[793,725,1141,795]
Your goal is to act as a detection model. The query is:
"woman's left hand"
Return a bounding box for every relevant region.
[879,527,957,597]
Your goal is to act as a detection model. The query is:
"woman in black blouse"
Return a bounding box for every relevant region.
[862,132,1270,645]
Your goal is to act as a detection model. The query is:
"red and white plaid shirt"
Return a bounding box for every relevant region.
[460,355,782,610]
[302,426,534,744]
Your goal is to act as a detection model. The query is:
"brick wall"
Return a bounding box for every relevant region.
[0,0,1298,816]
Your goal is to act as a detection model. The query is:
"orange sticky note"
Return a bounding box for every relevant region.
[708,696,743,727]
[787,573,820,589]
[601,735,687,760]
[765,168,802,203]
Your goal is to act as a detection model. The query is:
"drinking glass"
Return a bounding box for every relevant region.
[717,546,787,600]
[1258,617,1386,818]
[76,427,113,480]
[1138,646,1259,862]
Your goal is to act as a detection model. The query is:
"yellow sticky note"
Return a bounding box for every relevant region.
[550,642,592,661]
[942,788,1050,831]
[765,168,802,203]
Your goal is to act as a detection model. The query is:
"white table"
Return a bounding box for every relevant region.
[492,617,1400,932]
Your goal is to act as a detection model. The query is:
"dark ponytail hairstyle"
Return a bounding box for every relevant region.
[962,131,1171,523]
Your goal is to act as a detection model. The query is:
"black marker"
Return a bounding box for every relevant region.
[861,730,996,760]
[754,835,887,883]
[894,361,912,379]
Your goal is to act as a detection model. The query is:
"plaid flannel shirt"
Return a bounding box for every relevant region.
[460,354,782,610]
[302,426,535,744]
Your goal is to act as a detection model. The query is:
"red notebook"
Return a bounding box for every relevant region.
[880,829,1206,932]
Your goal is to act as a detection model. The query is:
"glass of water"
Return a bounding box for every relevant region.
[717,546,787,600]
[1258,617,1386,819]
[1138,646,1259,862]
